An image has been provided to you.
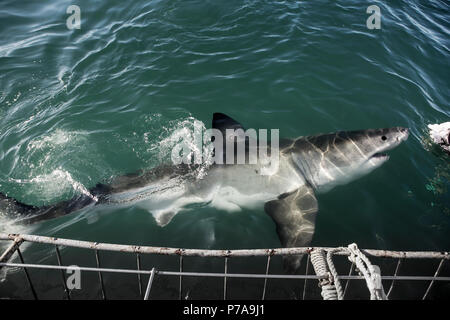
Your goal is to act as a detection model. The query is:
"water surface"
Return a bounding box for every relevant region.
[0,0,449,299]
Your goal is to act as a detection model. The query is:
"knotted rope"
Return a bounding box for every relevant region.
[309,243,387,300]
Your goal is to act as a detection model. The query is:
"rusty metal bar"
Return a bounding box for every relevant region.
[2,234,449,259]
[387,258,403,299]
[136,253,143,299]
[422,258,446,300]
[55,245,71,300]
[143,268,156,300]
[2,233,450,301]
[0,237,23,267]
[16,248,38,300]
[95,249,106,300]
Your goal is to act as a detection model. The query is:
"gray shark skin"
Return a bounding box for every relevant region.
[0,113,409,273]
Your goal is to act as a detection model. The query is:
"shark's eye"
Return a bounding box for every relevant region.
[381,136,387,141]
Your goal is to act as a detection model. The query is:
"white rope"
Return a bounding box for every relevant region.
[326,248,344,300]
[310,249,339,300]
[347,243,387,300]
[310,244,387,300]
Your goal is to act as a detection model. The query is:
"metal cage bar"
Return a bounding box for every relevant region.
[302,254,310,300]
[95,249,106,300]
[223,257,228,300]
[179,255,183,300]
[342,262,355,299]
[387,258,402,299]
[16,248,38,300]
[143,268,156,300]
[2,261,450,282]
[0,237,22,267]
[261,255,271,300]
[2,234,448,260]
[1,234,450,300]
[55,245,71,300]
[136,253,143,299]
[422,258,446,300]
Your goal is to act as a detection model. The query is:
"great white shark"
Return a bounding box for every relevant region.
[0,113,409,272]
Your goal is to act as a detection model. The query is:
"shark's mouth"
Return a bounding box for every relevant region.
[369,152,390,162]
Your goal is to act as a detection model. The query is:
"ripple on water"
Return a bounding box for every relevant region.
[0,0,448,256]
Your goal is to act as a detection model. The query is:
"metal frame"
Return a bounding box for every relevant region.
[1,233,449,300]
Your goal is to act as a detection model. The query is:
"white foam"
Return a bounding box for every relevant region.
[428,122,450,150]
[148,116,213,179]
[27,129,86,152]
[9,168,97,203]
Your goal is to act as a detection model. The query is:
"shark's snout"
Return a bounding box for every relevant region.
[397,127,409,141]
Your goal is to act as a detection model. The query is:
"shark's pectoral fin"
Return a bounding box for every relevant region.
[264,186,318,247]
[264,186,318,273]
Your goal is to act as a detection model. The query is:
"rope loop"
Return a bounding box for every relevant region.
[347,243,387,300]
[309,244,387,300]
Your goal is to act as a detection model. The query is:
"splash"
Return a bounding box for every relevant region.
[9,168,97,203]
[27,129,86,152]
[147,116,214,180]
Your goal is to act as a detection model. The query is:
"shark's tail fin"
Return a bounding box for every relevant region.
[0,191,98,224]
[0,192,38,217]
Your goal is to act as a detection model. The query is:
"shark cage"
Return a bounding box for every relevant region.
[0,233,449,300]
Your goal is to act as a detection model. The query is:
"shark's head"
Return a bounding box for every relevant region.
[289,127,409,192]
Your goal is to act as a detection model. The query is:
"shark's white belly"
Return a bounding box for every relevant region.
[198,161,304,212]
[106,155,305,226]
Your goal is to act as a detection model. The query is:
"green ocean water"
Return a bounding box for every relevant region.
[0,0,449,299]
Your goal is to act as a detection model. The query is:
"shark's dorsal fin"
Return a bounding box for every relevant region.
[264,185,318,274]
[211,113,255,162]
[212,113,245,134]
